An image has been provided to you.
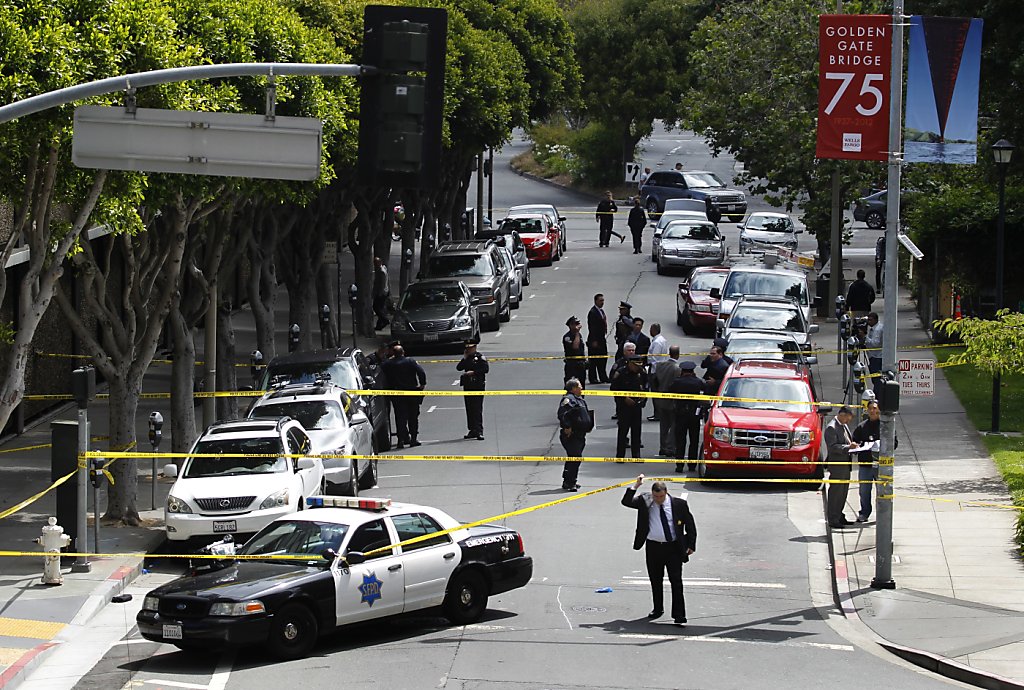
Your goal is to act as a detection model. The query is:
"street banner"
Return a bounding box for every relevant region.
[816,15,891,161]
[904,16,983,164]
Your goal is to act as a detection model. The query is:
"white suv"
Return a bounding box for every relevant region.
[164,418,324,541]
[247,382,376,496]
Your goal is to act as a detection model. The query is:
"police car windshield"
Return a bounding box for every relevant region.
[250,400,347,431]
[724,272,808,305]
[729,306,803,333]
[185,438,288,478]
[401,286,462,309]
[262,360,360,390]
[428,254,493,277]
[720,378,812,412]
[240,520,349,561]
[663,223,718,241]
[682,172,725,189]
[688,271,727,292]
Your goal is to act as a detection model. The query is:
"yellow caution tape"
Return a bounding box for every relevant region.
[0,471,76,520]
[884,493,1024,512]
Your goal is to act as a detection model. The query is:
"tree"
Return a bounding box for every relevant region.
[682,0,882,249]
[936,310,1024,375]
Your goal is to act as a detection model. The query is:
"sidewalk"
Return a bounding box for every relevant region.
[823,251,1024,688]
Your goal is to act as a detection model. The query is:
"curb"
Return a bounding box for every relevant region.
[0,557,147,690]
[829,529,1023,690]
[510,167,601,203]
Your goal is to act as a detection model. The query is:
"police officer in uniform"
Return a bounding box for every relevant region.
[456,341,489,440]
[563,316,587,387]
[614,301,634,360]
[558,378,593,491]
[612,356,648,460]
[668,361,708,472]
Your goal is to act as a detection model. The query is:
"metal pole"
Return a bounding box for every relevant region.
[873,0,904,590]
[487,147,494,224]
[72,410,90,572]
[203,282,217,428]
[992,165,1006,432]
[476,153,485,238]
[829,167,843,326]
[91,461,100,557]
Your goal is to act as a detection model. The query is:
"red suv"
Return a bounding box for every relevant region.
[700,359,826,480]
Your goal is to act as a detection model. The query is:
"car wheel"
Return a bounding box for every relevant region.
[499,298,511,322]
[697,457,716,484]
[265,604,318,661]
[358,458,378,490]
[552,243,561,262]
[866,211,884,229]
[376,414,392,452]
[443,569,488,625]
[523,266,531,287]
[341,462,358,496]
[810,462,825,482]
[646,198,659,215]
[656,261,665,276]
[681,306,696,335]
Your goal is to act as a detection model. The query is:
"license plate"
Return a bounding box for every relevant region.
[725,205,736,211]
[683,259,697,266]
[212,520,236,533]
[423,333,438,342]
[749,447,771,460]
[162,624,183,640]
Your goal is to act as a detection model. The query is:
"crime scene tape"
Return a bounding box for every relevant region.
[0,470,76,520]
[82,450,879,467]
[883,493,1024,512]
[0,436,111,456]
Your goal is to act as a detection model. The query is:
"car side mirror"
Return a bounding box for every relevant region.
[297,457,317,471]
[350,412,370,426]
[808,324,820,334]
[806,355,818,365]
[812,296,822,309]
[322,548,338,562]
[559,216,566,222]
[817,404,833,416]
[709,287,721,299]
[716,318,726,330]
[345,551,367,566]
[796,228,804,234]
[163,463,178,479]
[678,283,689,293]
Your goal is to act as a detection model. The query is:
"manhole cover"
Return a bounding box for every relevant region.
[571,605,607,613]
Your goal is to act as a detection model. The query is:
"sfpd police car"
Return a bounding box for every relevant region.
[137,497,533,659]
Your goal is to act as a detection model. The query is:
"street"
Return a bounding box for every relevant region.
[21,129,955,690]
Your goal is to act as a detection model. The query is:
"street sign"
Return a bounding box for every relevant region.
[625,162,641,183]
[897,358,934,396]
[323,241,338,264]
[897,232,924,260]
[72,106,323,180]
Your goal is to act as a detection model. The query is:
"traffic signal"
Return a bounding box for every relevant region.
[358,5,447,189]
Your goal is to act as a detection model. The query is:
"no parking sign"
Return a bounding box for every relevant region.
[898,359,934,396]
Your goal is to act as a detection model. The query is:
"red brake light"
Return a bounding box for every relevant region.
[516,533,524,555]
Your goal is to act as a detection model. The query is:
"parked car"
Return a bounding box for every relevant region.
[137,496,534,659]
[724,330,820,397]
[651,209,710,262]
[699,359,827,480]
[390,280,480,348]
[853,190,887,229]
[421,240,512,330]
[655,220,726,275]
[497,214,561,265]
[738,212,801,254]
[248,383,376,496]
[676,266,730,335]
[258,348,390,452]
[508,203,567,254]
[495,244,523,309]
[715,264,814,323]
[716,295,819,350]
[474,227,530,287]
[163,418,324,542]
[639,169,747,221]
[663,198,709,214]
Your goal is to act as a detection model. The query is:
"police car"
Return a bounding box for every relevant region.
[137,497,533,659]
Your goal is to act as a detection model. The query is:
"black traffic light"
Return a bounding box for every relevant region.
[358,5,447,189]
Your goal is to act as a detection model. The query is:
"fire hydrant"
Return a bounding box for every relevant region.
[34,517,71,585]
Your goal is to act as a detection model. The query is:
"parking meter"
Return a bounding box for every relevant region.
[319,304,331,327]
[288,323,301,353]
[250,350,263,382]
[148,412,163,451]
[403,248,413,268]
[846,336,860,365]
[838,313,851,339]
[348,284,359,309]
[834,295,846,320]
[852,361,866,393]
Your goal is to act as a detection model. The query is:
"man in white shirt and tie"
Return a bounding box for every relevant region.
[646,323,669,421]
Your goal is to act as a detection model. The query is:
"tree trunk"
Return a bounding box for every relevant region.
[247,212,279,361]
[168,306,198,454]
[315,267,338,348]
[105,373,142,525]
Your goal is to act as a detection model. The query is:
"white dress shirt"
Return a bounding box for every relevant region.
[647,498,676,542]
[648,334,669,359]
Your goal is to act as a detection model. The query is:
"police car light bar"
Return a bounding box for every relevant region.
[306,496,392,511]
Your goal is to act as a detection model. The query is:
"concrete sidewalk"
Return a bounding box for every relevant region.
[823,253,1024,688]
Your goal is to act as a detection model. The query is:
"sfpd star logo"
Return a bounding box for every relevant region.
[358,572,383,607]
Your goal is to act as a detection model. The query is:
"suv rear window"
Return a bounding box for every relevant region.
[723,272,808,305]
[427,254,494,277]
[720,378,812,412]
[262,359,361,390]
[730,305,803,332]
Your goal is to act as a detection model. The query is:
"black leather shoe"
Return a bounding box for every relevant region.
[464,432,476,439]
[675,464,686,473]
[474,434,485,440]
[408,439,421,447]
[840,516,854,525]
[396,444,405,450]
[674,619,687,627]
[562,484,579,492]
[647,610,663,618]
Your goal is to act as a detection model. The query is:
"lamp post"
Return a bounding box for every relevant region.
[991,138,1014,433]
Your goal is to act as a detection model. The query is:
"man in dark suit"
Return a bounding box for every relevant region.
[380,345,427,449]
[587,293,610,384]
[622,474,697,626]
[628,317,652,357]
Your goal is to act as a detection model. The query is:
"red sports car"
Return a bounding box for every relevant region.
[676,266,729,335]
[497,214,560,266]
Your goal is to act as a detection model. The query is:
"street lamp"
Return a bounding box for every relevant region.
[991,139,1014,433]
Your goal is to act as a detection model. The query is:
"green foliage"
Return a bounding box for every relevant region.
[528,121,575,177]
[935,310,1024,376]
[570,121,623,186]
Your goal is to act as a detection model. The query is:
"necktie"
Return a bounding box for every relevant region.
[659,503,674,542]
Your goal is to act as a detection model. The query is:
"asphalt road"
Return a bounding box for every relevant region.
[56,130,947,690]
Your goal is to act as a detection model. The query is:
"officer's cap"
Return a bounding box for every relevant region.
[387,340,402,348]
[463,340,477,348]
[619,301,632,310]
[680,360,697,371]
[626,355,643,365]
[566,315,580,326]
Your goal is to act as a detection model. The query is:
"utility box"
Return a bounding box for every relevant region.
[51,421,82,553]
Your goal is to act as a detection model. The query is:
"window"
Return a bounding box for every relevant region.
[346,519,394,559]
[427,254,493,277]
[391,513,451,552]
[184,438,287,478]
[251,401,346,431]
[287,429,310,456]
[730,306,803,333]
[688,271,727,293]
[241,520,350,560]
[720,378,812,413]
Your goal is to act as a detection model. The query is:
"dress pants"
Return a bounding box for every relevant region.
[463,389,484,435]
[587,339,609,383]
[564,362,587,388]
[858,460,878,518]
[654,399,676,454]
[630,227,643,252]
[616,405,643,458]
[827,460,852,523]
[646,540,685,620]
[560,435,585,487]
[393,397,421,444]
[674,414,701,465]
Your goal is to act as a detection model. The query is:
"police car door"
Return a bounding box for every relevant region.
[333,518,405,624]
[388,512,461,612]
[288,428,321,498]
